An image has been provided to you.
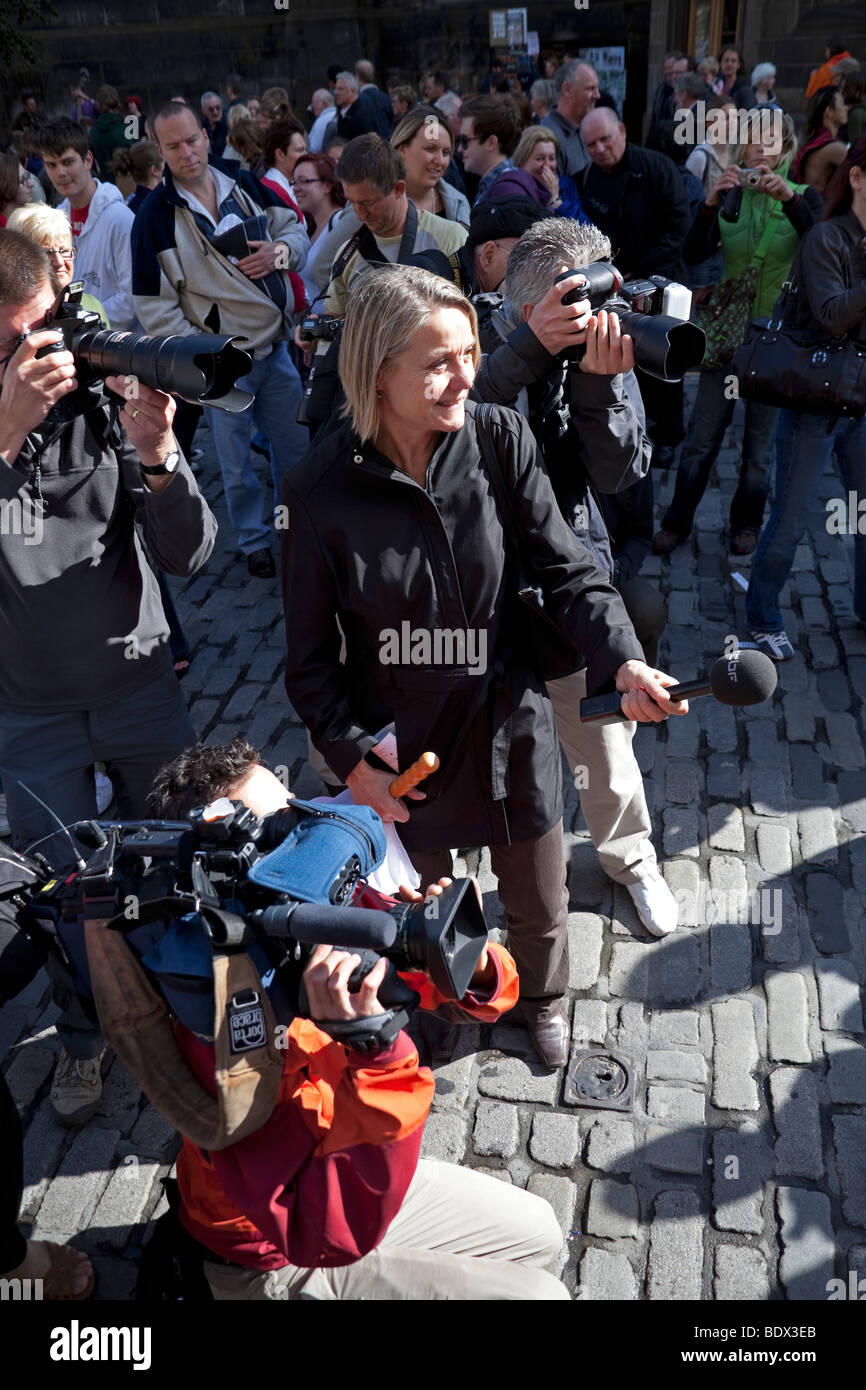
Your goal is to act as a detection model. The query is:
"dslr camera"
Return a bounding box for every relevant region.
[297,311,342,345]
[35,285,255,422]
[554,261,706,380]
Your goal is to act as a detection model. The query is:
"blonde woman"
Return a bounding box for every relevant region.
[282,263,687,1069]
[509,125,587,220]
[390,105,469,223]
[6,202,106,321]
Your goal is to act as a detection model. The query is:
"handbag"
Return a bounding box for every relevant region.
[694,209,782,370]
[474,403,582,681]
[731,282,866,417]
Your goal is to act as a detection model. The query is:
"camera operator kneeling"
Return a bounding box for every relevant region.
[148,741,570,1301]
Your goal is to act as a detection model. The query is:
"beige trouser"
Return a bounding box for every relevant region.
[203,1159,570,1300]
[545,668,657,886]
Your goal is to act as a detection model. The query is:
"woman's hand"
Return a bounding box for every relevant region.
[614,659,689,723]
[706,164,741,207]
[345,758,426,824]
[538,164,560,200]
[753,166,794,203]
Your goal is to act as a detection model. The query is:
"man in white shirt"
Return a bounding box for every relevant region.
[308,89,337,152]
[38,118,137,330]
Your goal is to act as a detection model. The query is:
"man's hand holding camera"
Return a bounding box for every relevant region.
[526,266,635,374]
[303,878,495,1025]
[0,331,77,461]
[105,375,178,492]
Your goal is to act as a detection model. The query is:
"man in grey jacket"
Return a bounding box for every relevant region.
[0,230,217,1122]
[473,218,677,938]
[133,101,310,579]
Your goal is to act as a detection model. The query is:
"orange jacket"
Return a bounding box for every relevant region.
[806,53,851,100]
[176,942,519,1269]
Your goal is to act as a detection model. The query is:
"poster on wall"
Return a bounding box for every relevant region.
[489,8,528,49]
[579,46,627,113]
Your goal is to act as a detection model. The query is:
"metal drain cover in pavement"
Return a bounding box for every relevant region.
[563,1048,635,1112]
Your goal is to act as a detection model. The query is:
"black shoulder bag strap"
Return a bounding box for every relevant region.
[474,403,582,682]
[330,199,420,283]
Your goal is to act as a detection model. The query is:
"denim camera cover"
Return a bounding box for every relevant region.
[246,799,386,901]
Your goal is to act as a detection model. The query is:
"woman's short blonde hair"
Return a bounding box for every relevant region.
[6,202,72,248]
[512,124,561,170]
[228,103,251,128]
[340,264,480,444]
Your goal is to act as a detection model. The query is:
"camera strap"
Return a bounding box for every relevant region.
[83,917,283,1151]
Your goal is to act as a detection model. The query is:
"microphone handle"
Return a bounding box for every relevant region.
[579,678,711,725]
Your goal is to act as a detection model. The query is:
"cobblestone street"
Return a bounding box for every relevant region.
[5,377,866,1301]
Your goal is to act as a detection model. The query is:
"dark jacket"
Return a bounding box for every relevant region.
[578,142,691,280]
[337,91,391,141]
[780,209,866,340]
[0,408,216,712]
[88,110,135,182]
[473,301,652,582]
[281,402,643,851]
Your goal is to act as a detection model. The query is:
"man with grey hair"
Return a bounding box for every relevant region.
[335,69,391,141]
[200,90,227,157]
[308,88,337,152]
[472,218,676,939]
[541,60,600,177]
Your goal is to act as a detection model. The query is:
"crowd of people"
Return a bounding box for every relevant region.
[0,34,864,1302]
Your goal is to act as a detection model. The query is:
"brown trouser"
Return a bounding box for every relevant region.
[411,818,569,1001]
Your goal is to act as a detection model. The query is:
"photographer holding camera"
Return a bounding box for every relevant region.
[471,217,677,938]
[0,230,216,1122]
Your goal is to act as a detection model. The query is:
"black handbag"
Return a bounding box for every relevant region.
[474,403,582,681]
[732,281,866,418]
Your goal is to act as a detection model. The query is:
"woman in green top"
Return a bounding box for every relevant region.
[654,116,823,555]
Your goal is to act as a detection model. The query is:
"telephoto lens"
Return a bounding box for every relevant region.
[39,292,254,417]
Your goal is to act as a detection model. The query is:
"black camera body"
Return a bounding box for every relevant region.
[554,261,706,381]
[35,286,255,422]
[297,312,342,344]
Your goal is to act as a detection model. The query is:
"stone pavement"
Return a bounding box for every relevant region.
[4,379,865,1302]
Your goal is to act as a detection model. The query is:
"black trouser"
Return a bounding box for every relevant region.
[0,1068,27,1274]
[619,576,666,668]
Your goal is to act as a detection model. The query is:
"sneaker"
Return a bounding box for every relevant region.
[750,629,795,662]
[626,869,678,937]
[50,1048,106,1127]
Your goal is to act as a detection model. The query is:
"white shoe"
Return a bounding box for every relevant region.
[626,870,678,937]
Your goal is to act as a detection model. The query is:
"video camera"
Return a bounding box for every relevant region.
[554,261,706,381]
[20,798,489,1034]
[35,286,255,422]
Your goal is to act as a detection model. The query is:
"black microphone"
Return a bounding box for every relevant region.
[579,648,778,725]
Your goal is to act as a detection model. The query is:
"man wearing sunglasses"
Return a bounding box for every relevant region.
[0,229,216,1124]
[457,96,523,207]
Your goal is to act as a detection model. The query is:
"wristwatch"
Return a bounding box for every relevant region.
[140,450,180,478]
